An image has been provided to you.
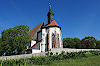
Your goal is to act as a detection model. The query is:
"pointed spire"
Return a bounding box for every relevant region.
[49,2,51,11]
[47,1,54,24]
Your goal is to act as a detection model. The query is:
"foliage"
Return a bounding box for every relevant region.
[50,52,53,56]
[73,37,81,48]
[63,37,81,48]
[63,38,76,48]
[63,36,100,49]
[0,25,30,56]
[0,38,1,42]
[89,50,100,55]
[0,51,100,66]
[81,36,96,49]
[0,38,2,55]
[95,40,100,49]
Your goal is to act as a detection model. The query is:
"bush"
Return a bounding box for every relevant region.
[89,50,100,55]
[1,51,100,65]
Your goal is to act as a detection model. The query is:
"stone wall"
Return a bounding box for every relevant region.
[0,48,100,60]
[50,48,100,54]
[0,52,45,60]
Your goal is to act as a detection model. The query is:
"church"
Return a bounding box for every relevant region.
[26,6,63,54]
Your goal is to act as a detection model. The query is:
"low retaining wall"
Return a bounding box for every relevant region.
[50,48,100,54]
[0,52,45,60]
[0,48,100,60]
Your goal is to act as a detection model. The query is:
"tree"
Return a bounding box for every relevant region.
[95,40,100,49]
[63,38,76,48]
[0,25,30,56]
[81,36,96,49]
[0,37,1,42]
[73,37,81,49]
[63,37,81,48]
[0,38,2,55]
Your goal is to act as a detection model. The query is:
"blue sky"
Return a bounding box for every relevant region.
[0,0,100,40]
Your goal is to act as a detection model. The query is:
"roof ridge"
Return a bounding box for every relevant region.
[28,22,43,40]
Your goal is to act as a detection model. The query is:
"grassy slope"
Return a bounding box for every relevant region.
[1,55,100,66]
[30,55,100,66]
[51,55,100,66]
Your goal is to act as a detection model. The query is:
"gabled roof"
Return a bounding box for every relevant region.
[28,22,43,40]
[46,20,61,28]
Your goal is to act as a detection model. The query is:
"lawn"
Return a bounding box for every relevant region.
[28,55,100,66]
[51,55,100,66]
[1,52,100,66]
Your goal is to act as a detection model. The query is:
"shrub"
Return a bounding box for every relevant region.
[50,52,53,56]
[89,50,100,55]
[1,51,100,65]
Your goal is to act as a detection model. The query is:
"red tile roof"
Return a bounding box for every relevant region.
[46,20,60,28]
[28,23,43,40]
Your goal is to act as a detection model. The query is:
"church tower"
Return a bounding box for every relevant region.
[47,9,54,24]
[27,2,63,53]
[43,3,63,51]
[47,3,54,24]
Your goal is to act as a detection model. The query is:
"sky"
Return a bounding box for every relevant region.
[0,0,100,40]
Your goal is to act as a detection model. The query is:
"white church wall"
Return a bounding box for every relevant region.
[48,28,52,49]
[31,41,42,53]
[41,28,47,52]
[60,30,63,48]
[32,49,41,54]
[31,40,36,47]
[49,27,55,49]
[40,43,42,51]
[31,40,41,53]
[55,28,62,48]
[48,27,62,50]
[48,27,56,49]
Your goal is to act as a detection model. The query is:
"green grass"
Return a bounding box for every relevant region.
[51,55,100,66]
[25,55,100,66]
[1,51,100,66]
[0,55,100,66]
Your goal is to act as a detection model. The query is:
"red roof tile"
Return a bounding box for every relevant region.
[28,23,43,40]
[46,20,60,28]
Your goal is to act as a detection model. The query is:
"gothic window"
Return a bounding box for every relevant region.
[52,33,55,48]
[57,34,60,48]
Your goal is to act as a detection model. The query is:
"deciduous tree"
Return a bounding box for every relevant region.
[81,36,96,49]
[96,40,100,49]
[0,25,30,56]
[63,37,81,48]
[63,38,76,48]
[73,37,81,49]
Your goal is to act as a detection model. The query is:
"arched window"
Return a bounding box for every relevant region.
[52,33,55,48]
[57,34,60,48]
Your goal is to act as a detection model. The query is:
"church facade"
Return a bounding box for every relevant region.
[27,8,63,53]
